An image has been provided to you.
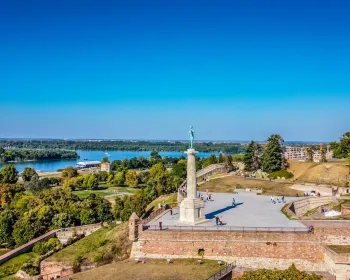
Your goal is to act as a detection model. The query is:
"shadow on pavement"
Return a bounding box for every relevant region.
[205,203,243,219]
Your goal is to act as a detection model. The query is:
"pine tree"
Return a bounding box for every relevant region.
[262,134,285,173]
[243,141,255,171]
[252,143,263,170]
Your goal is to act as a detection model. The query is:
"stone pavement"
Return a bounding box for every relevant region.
[149,192,306,229]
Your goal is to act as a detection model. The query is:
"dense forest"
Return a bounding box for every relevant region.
[0,148,78,163]
[0,140,246,154]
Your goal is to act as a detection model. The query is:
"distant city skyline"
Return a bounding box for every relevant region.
[1,1,349,141]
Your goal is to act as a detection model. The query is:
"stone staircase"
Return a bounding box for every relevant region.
[177,163,228,203]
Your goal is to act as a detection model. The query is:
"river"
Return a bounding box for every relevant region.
[0,150,218,172]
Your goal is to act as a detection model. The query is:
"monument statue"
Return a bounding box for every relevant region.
[179,126,205,225]
[188,126,195,149]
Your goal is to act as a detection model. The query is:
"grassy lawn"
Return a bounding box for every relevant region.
[199,176,303,197]
[146,193,177,211]
[328,245,350,254]
[0,252,39,278]
[70,258,223,280]
[73,186,137,200]
[47,223,131,266]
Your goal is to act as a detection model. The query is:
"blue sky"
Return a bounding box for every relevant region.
[1,0,349,141]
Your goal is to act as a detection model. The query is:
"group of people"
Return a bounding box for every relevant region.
[270,196,285,204]
[199,189,213,202]
[304,191,321,197]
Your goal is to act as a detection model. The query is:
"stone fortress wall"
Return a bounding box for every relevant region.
[289,196,335,216]
[130,220,350,279]
[0,223,106,266]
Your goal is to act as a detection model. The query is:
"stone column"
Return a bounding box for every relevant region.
[179,149,205,224]
[185,149,197,199]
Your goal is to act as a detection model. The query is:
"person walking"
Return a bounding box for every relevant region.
[170,209,173,215]
[215,215,219,225]
[232,197,236,207]
[159,221,163,230]
[219,216,223,225]
[282,196,285,203]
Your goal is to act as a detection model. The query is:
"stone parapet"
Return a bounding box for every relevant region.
[290,196,334,216]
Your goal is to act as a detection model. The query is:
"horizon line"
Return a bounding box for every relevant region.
[0,137,332,143]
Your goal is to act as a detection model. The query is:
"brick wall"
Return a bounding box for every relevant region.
[134,224,350,273]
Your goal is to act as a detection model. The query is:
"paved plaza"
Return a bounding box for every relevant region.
[149,192,306,229]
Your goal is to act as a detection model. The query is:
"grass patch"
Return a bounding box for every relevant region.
[328,245,350,254]
[146,193,177,211]
[0,252,39,278]
[281,204,294,219]
[70,258,223,280]
[0,248,10,256]
[268,170,294,179]
[199,176,303,197]
[73,187,137,200]
[47,223,131,266]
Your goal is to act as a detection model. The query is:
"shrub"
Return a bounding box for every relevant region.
[93,250,113,265]
[72,255,83,273]
[97,239,109,247]
[238,264,322,279]
[32,238,61,255]
[268,170,294,179]
[21,263,39,276]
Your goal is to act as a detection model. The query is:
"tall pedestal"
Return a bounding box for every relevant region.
[179,149,205,224]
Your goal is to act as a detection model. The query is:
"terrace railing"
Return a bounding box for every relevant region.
[141,205,169,225]
[143,225,310,233]
[207,262,236,280]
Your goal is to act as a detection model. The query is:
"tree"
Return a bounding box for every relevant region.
[113,196,124,220]
[243,141,263,171]
[150,151,161,160]
[86,174,99,190]
[98,171,109,182]
[203,154,217,168]
[101,157,109,163]
[125,170,139,187]
[114,171,126,185]
[218,153,224,163]
[1,164,18,184]
[320,146,327,162]
[171,159,187,179]
[0,210,16,247]
[262,134,285,173]
[52,213,73,228]
[21,168,38,182]
[306,147,314,162]
[330,132,350,158]
[252,143,263,171]
[61,166,78,179]
[24,174,40,193]
[243,141,255,171]
[80,209,96,224]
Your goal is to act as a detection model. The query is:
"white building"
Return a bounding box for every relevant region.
[75,161,101,169]
[284,146,333,162]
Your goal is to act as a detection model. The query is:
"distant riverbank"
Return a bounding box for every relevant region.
[0,150,219,172]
